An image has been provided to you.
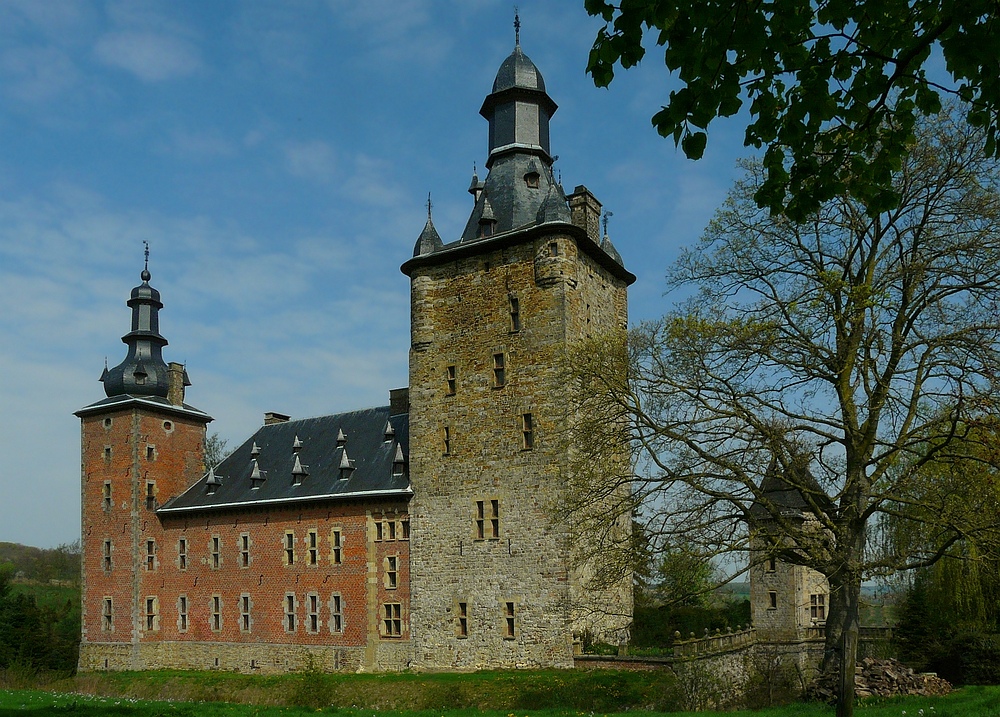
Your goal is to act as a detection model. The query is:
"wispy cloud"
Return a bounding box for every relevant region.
[94,31,201,81]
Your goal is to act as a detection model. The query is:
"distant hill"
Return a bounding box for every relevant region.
[0,540,80,584]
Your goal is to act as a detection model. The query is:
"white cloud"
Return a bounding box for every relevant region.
[94,30,200,81]
[0,45,78,102]
[283,140,338,182]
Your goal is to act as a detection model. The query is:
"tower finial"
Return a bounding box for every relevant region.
[141,241,151,282]
[514,8,520,47]
[427,192,433,219]
[603,210,614,237]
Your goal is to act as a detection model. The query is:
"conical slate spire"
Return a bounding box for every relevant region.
[413,193,443,256]
[101,245,172,398]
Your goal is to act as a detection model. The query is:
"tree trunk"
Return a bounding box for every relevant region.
[837,577,861,717]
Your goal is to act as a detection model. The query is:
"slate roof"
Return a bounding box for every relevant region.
[75,393,212,421]
[749,460,829,520]
[158,406,410,514]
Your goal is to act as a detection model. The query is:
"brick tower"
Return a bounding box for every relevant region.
[76,255,211,670]
[402,28,635,669]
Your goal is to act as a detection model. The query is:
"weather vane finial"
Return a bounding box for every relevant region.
[603,210,614,237]
[514,8,520,46]
[141,240,151,281]
[427,192,433,219]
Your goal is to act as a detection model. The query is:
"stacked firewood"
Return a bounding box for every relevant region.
[806,657,952,702]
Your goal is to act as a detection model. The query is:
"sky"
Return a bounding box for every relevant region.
[0,1,752,549]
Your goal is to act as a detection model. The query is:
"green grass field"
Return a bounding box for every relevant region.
[2,686,1000,717]
[9,581,79,611]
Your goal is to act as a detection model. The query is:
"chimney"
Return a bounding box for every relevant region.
[389,387,409,415]
[264,411,290,425]
[167,362,187,406]
[567,185,602,243]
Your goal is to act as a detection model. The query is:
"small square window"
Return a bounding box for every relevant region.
[768,591,778,609]
[810,593,826,621]
[383,603,401,637]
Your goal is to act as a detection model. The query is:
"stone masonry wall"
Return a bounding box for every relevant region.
[407,229,631,670]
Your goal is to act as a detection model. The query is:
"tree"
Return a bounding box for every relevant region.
[204,432,229,470]
[568,108,1000,716]
[584,0,1000,220]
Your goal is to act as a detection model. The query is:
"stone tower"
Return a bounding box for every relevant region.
[76,260,211,670]
[402,33,635,669]
[749,465,830,643]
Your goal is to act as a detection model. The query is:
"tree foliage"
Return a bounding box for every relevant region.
[585,0,1000,219]
[0,564,79,672]
[568,108,1000,716]
[204,432,229,470]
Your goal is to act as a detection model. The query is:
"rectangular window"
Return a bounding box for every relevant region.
[504,601,515,638]
[810,594,826,621]
[177,538,187,570]
[509,296,521,332]
[103,446,112,462]
[768,591,778,609]
[102,598,113,631]
[241,594,251,632]
[386,556,398,589]
[493,353,506,387]
[375,521,383,542]
[240,533,250,568]
[442,426,451,455]
[383,603,401,637]
[401,520,410,540]
[330,594,343,633]
[146,445,155,462]
[178,595,188,632]
[285,594,296,632]
[446,364,456,395]
[146,539,155,571]
[307,529,318,566]
[388,521,397,541]
[522,413,534,450]
[308,593,320,633]
[476,499,500,539]
[145,597,158,631]
[457,601,468,638]
[103,539,112,572]
[211,595,222,631]
[102,482,112,511]
[145,481,156,509]
[331,529,342,564]
[211,536,220,569]
[766,556,777,572]
[285,531,295,565]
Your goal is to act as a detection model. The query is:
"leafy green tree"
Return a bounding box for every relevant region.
[567,108,1000,717]
[204,432,229,470]
[585,0,1000,220]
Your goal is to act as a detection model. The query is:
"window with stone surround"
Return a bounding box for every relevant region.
[388,520,396,541]
[382,603,401,637]
[211,535,221,569]
[146,445,155,462]
[285,593,297,632]
[375,521,383,542]
[307,529,318,566]
[521,413,534,450]
[145,481,156,509]
[145,539,156,571]
[178,538,188,570]
[331,528,343,565]
[102,539,112,572]
[102,597,113,631]
[240,533,250,568]
[145,596,159,632]
[330,594,343,633]
[241,594,252,632]
[385,556,398,589]
[509,295,521,332]
[493,353,506,387]
[810,593,826,621]
[768,591,778,609]
[442,426,451,455]
[504,601,516,639]
[211,595,222,632]
[401,519,410,540]
[284,531,295,565]
[766,556,777,572]
[457,601,468,638]
[446,364,456,395]
[307,592,321,633]
[475,499,500,540]
[178,595,188,632]
[102,482,112,511]
[103,446,111,462]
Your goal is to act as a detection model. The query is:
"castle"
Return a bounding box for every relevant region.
[76,34,635,673]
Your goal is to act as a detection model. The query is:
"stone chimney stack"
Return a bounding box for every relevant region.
[167,362,186,406]
[567,185,602,243]
[264,412,290,425]
[389,388,409,415]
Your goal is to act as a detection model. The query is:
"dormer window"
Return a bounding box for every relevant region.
[478,217,495,238]
[524,171,540,188]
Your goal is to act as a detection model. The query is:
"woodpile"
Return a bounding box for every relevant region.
[806,657,952,702]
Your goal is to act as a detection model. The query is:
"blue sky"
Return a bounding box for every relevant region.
[0,1,751,548]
